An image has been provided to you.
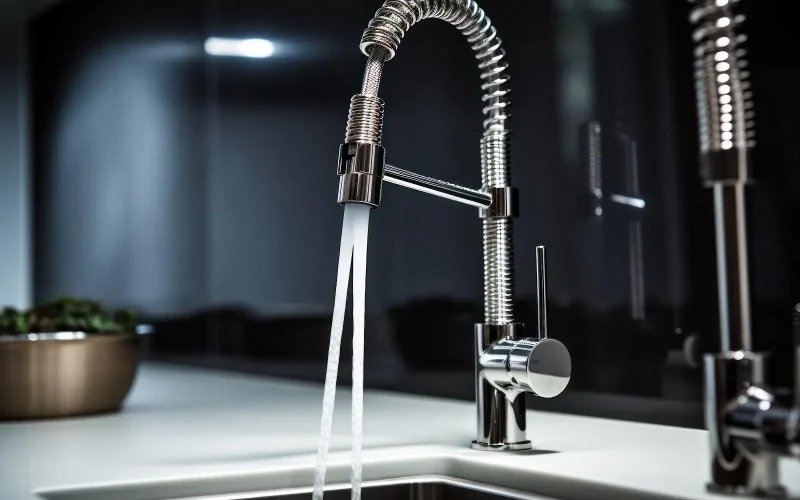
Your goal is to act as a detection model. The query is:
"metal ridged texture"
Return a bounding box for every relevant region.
[350,0,515,325]
[585,121,602,197]
[359,0,511,133]
[481,131,514,323]
[481,131,510,188]
[482,218,515,324]
[361,46,388,97]
[690,0,755,154]
[345,95,386,144]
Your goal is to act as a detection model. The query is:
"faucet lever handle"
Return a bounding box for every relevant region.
[536,246,548,340]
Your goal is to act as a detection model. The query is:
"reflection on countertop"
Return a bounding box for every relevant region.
[141,296,720,428]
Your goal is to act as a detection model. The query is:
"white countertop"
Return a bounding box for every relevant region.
[1,363,798,500]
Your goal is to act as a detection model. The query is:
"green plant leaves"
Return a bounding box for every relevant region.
[0,297,139,335]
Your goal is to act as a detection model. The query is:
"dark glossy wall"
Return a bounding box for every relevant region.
[29,0,800,426]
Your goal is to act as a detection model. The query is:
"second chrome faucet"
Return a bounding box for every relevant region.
[336,0,571,451]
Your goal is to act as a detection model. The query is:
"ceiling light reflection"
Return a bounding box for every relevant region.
[609,194,646,209]
[204,37,275,58]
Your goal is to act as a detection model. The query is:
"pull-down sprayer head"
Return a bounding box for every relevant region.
[337,46,388,208]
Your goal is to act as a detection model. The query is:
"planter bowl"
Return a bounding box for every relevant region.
[0,332,140,420]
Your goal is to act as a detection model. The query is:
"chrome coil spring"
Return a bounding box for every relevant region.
[481,131,510,189]
[483,218,515,324]
[481,130,514,323]
[350,0,516,325]
[358,0,511,134]
[689,0,755,153]
[345,94,386,144]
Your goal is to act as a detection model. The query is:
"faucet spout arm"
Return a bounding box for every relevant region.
[384,165,492,209]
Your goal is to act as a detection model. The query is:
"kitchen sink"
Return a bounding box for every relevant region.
[36,450,654,500]
[181,476,553,500]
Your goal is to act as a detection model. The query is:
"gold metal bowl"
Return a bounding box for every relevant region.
[0,332,140,420]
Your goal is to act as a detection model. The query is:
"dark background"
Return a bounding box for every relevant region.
[16,0,800,427]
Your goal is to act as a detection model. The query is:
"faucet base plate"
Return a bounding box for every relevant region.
[471,440,532,452]
[706,482,787,498]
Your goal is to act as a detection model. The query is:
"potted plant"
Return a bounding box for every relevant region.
[0,297,139,335]
[0,297,142,420]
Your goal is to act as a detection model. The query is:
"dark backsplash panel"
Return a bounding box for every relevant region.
[29,0,800,427]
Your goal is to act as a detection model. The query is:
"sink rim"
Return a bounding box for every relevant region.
[170,475,550,500]
[34,445,689,500]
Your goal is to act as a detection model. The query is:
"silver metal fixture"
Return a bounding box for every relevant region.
[337,141,385,208]
[336,0,571,452]
[474,248,571,451]
[618,130,646,321]
[704,352,799,497]
[578,121,647,321]
[478,250,571,400]
[383,165,493,209]
[689,0,800,495]
[580,121,603,217]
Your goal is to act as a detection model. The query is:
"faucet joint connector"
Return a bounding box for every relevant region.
[480,186,519,218]
[337,142,385,207]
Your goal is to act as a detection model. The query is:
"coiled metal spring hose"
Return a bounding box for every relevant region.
[345,0,515,324]
[690,0,755,155]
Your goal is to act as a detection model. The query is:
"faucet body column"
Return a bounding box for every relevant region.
[475,324,529,449]
[473,247,571,450]
[705,353,789,496]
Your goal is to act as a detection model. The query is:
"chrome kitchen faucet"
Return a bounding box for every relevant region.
[689,0,800,495]
[335,0,571,451]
